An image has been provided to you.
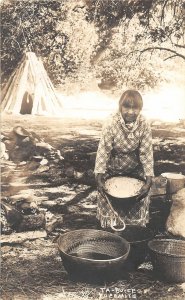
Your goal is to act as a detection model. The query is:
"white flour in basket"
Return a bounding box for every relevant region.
[105,177,144,198]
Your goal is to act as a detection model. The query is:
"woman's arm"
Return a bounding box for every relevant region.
[95,173,106,193]
[94,122,113,175]
[137,121,154,200]
[137,175,153,201]
[139,121,154,178]
[94,121,113,191]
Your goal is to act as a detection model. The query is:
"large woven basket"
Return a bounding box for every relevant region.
[58,229,130,282]
[148,239,185,283]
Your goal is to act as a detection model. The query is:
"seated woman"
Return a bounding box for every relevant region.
[94,89,154,229]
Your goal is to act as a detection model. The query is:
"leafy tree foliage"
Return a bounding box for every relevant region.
[95,19,164,91]
[1,0,184,91]
[86,0,185,62]
[55,2,98,88]
[1,0,66,83]
[1,0,99,88]
[87,0,185,90]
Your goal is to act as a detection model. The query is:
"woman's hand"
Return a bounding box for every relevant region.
[137,176,153,201]
[95,173,106,194]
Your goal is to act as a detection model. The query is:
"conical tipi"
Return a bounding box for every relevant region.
[1,52,63,116]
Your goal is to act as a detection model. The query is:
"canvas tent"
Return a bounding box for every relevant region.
[1,52,63,116]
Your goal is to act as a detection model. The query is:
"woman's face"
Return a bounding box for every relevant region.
[120,105,141,123]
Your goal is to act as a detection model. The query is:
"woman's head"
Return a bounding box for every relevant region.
[119,90,143,123]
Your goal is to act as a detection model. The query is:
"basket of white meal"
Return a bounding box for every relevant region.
[104,176,147,210]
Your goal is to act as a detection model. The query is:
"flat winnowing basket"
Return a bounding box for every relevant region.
[148,239,185,283]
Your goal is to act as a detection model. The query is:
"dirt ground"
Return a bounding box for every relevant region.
[1,113,185,300]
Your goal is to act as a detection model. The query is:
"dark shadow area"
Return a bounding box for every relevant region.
[20,92,33,115]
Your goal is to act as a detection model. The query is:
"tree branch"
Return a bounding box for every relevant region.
[174,43,185,49]
[164,54,178,61]
[161,0,169,24]
[139,46,185,60]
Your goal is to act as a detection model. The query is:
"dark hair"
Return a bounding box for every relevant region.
[119,90,143,111]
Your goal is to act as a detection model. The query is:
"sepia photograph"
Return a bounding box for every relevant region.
[1,0,185,299]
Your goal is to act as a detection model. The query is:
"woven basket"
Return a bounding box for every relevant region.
[148,239,185,283]
[105,176,146,211]
[119,226,154,269]
[58,229,130,282]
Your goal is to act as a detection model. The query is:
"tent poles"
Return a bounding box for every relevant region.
[2,57,25,111]
[2,52,63,116]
